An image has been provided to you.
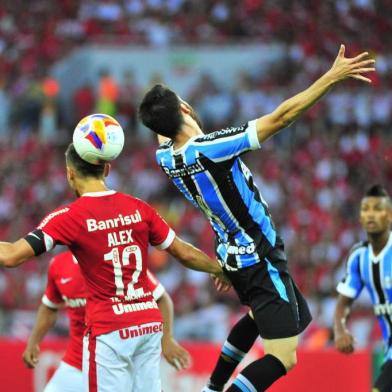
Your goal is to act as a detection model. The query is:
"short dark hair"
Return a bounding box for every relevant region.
[138,84,183,138]
[364,184,390,198]
[65,143,105,178]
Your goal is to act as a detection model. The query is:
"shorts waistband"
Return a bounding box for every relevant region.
[118,322,162,340]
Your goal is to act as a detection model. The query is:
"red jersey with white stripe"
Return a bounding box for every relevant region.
[43,251,165,370]
[37,190,174,337]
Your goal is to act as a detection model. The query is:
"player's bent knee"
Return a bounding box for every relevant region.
[267,350,297,371]
[263,336,298,371]
[282,351,297,371]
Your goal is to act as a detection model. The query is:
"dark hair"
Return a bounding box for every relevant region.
[138,84,183,138]
[65,143,105,178]
[364,184,390,198]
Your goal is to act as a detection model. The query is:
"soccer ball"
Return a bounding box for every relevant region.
[73,113,125,164]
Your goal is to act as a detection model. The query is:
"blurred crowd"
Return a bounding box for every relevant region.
[0,0,391,349]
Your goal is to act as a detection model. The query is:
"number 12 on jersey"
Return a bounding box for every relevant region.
[104,245,144,298]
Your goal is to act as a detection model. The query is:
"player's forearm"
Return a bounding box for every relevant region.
[27,304,58,348]
[333,296,353,335]
[168,237,222,275]
[178,246,221,274]
[0,242,19,267]
[0,239,35,268]
[276,72,334,126]
[257,72,335,143]
[157,292,174,339]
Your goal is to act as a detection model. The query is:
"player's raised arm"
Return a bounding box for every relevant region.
[0,239,35,268]
[333,294,355,354]
[255,45,376,143]
[23,304,58,368]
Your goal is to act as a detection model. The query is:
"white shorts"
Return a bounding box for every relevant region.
[83,322,163,392]
[44,361,83,392]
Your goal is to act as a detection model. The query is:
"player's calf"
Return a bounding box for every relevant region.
[202,313,259,392]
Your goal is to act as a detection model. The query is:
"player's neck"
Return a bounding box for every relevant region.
[173,124,203,150]
[75,179,108,196]
[368,230,390,256]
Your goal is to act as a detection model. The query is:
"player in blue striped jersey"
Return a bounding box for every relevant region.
[334,185,392,392]
[140,45,375,392]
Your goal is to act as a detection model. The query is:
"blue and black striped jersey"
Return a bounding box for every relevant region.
[337,233,392,356]
[156,120,282,269]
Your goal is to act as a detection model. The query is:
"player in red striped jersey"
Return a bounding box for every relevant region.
[0,143,224,391]
[22,251,191,391]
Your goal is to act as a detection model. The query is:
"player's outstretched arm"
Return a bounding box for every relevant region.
[0,239,35,268]
[333,294,355,354]
[157,291,191,370]
[255,45,376,143]
[166,236,226,280]
[23,304,58,368]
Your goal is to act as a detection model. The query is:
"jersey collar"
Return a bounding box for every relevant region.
[81,190,116,197]
[368,231,392,262]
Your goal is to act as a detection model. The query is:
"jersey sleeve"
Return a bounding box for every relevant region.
[36,206,79,249]
[42,258,63,309]
[336,248,364,299]
[190,120,260,162]
[146,270,165,300]
[145,203,175,250]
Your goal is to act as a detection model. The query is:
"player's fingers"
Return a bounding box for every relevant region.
[350,74,372,83]
[352,59,375,68]
[23,356,35,368]
[172,357,183,370]
[341,345,353,354]
[178,350,191,367]
[176,356,188,369]
[338,44,345,58]
[351,67,376,75]
[349,51,369,63]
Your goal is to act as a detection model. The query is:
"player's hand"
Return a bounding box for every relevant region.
[328,44,376,84]
[22,343,40,368]
[334,331,355,354]
[162,335,191,370]
[212,274,231,292]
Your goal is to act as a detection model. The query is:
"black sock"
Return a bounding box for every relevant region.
[207,314,259,391]
[374,359,392,392]
[226,354,287,392]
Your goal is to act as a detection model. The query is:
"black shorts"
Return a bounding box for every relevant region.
[224,245,312,339]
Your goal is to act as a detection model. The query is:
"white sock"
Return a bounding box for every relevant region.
[201,386,223,392]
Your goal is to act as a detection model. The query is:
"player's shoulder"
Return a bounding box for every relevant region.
[193,123,249,143]
[38,204,73,229]
[347,241,368,258]
[115,192,154,212]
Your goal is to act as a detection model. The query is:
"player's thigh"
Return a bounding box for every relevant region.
[83,332,132,392]
[263,335,299,356]
[44,361,83,392]
[132,330,163,392]
[248,248,311,340]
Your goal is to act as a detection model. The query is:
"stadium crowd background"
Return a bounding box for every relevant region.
[0,0,391,350]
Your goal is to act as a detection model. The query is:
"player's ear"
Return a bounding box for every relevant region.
[66,166,74,182]
[180,102,190,114]
[104,163,111,177]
